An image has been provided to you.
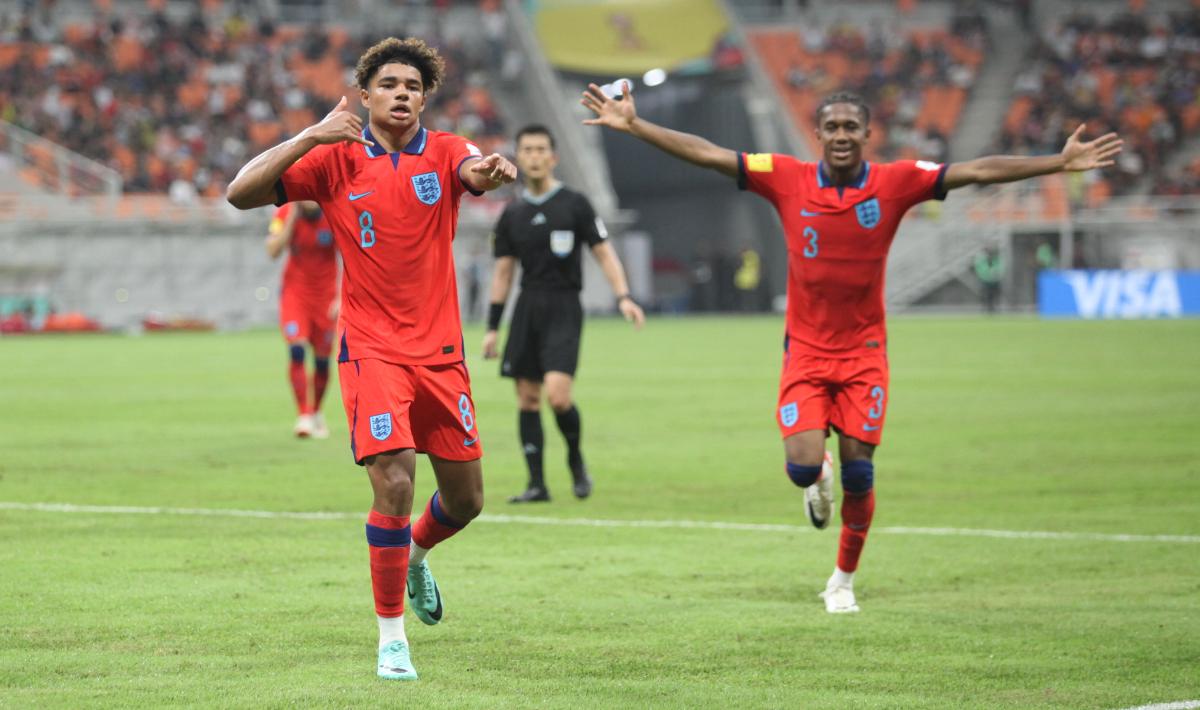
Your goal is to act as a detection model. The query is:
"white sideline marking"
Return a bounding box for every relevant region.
[1114,702,1200,710]
[1,501,1199,544]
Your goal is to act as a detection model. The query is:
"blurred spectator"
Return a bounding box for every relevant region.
[974,246,1004,314]
[0,2,509,197]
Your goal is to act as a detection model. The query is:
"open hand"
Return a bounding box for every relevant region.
[1061,124,1123,171]
[581,81,638,133]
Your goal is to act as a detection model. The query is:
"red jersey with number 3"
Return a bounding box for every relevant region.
[271,204,337,308]
[738,155,948,357]
[276,126,483,366]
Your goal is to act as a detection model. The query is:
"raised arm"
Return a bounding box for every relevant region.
[944,124,1122,191]
[591,241,645,328]
[482,256,517,359]
[581,81,738,177]
[265,207,298,259]
[459,154,518,193]
[226,96,372,210]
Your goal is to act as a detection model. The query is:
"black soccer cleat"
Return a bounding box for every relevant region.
[569,458,592,499]
[508,486,550,503]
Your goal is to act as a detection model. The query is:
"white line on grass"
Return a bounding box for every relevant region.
[2,501,1198,545]
[1113,702,1200,710]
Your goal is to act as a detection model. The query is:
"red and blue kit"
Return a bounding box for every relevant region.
[276,126,485,462]
[738,154,947,444]
[272,203,338,355]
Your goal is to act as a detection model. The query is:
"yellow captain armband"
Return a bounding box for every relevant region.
[745,153,774,173]
[268,217,284,234]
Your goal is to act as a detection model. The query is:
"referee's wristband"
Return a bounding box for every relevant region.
[487,302,505,331]
[615,293,635,307]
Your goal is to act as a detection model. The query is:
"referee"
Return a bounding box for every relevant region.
[483,124,645,503]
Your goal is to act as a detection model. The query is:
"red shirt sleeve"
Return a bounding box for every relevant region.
[736,152,804,205]
[886,160,949,210]
[446,134,486,198]
[275,144,338,205]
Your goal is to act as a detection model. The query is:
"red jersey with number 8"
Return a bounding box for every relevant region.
[738,155,947,357]
[276,126,483,366]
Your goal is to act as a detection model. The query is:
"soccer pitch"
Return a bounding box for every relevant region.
[2,316,1198,708]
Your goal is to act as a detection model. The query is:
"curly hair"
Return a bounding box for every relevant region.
[355,37,446,94]
[816,92,871,126]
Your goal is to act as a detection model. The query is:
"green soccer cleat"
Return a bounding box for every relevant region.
[407,561,443,626]
[377,640,418,680]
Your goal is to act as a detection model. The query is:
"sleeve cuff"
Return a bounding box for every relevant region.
[933,164,949,201]
[736,152,748,191]
[456,155,485,196]
[273,179,288,206]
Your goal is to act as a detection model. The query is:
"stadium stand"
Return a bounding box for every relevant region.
[747,5,987,163]
[1000,4,1200,204]
[0,0,509,198]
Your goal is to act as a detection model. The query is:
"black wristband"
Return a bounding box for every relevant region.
[616,294,634,306]
[487,302,505,331]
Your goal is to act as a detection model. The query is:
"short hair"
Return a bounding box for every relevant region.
[355,37,445,93]
[515,124,556,150]
[816,92,870,126]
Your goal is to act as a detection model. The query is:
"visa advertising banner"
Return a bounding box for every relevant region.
[1038,270,1200,319]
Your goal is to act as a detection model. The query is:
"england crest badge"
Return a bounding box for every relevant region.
[855,198,881,229]
[779,402,799,428]
[411,171,441,205]
[369,413,393,440]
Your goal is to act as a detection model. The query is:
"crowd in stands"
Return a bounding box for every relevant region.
[756,4,988,163]
[1001,6,1200,200]
[0,1,508,198]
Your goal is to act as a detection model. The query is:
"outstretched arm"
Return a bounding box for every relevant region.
[460,154,518,193]
[226,96,372,210]
[581,81,738,177]
[591,241,645,329]
[944,124,1122,191]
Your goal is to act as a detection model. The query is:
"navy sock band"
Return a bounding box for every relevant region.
[365,524,411,547]
[430,491,465,530]
[786,462,823,488]
[289,344,305,364]
[841,460,875,494]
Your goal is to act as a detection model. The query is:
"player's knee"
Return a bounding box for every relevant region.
[314,357,329,374]
[841,460,874,495]
[288,344,305,364]
[785,462,823,488]
[547,392,572,413]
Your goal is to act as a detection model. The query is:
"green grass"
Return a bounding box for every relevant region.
[1,316,1199,708]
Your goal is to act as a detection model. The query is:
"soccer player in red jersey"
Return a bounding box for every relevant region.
[226,38,516,679]
[265,200,338,439]
[583,84,1122,613]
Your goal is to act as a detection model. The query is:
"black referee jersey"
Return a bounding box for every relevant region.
[492,184,607,291]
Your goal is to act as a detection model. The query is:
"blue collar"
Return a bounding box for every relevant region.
[817,161,869,189]
[362,125,428,158]
[521,182,563,205]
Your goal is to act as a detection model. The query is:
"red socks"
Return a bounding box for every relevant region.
[836,490,876,573]
[365,510,411,617]
[288,360,309,414]
[411,492,466,551]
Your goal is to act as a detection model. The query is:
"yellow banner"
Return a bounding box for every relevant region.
[532,0,729,75]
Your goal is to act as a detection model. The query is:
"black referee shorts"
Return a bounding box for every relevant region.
[501,289,583,380]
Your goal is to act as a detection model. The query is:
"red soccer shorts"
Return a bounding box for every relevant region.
[339,358,483,464]
[279,290,335,357]
[776,351,889,445]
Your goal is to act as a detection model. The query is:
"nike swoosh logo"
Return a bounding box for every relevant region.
[862,424,880,431]
[348,191,374,201]
[463,436,479,446]
[800,209,824,216]
[408,583,443,621]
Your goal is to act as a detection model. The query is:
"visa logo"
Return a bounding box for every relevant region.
[1064,270,1182,319]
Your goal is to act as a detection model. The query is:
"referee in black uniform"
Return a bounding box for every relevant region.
[483,125,645,503]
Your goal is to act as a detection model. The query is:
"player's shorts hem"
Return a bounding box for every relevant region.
[830,423,883,447]
[352,444,416,467]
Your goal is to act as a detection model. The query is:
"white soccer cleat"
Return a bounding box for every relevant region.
[293,414,314,438]
[310,412,330,439]
[804,451,835,530]
[819,579,860,614]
